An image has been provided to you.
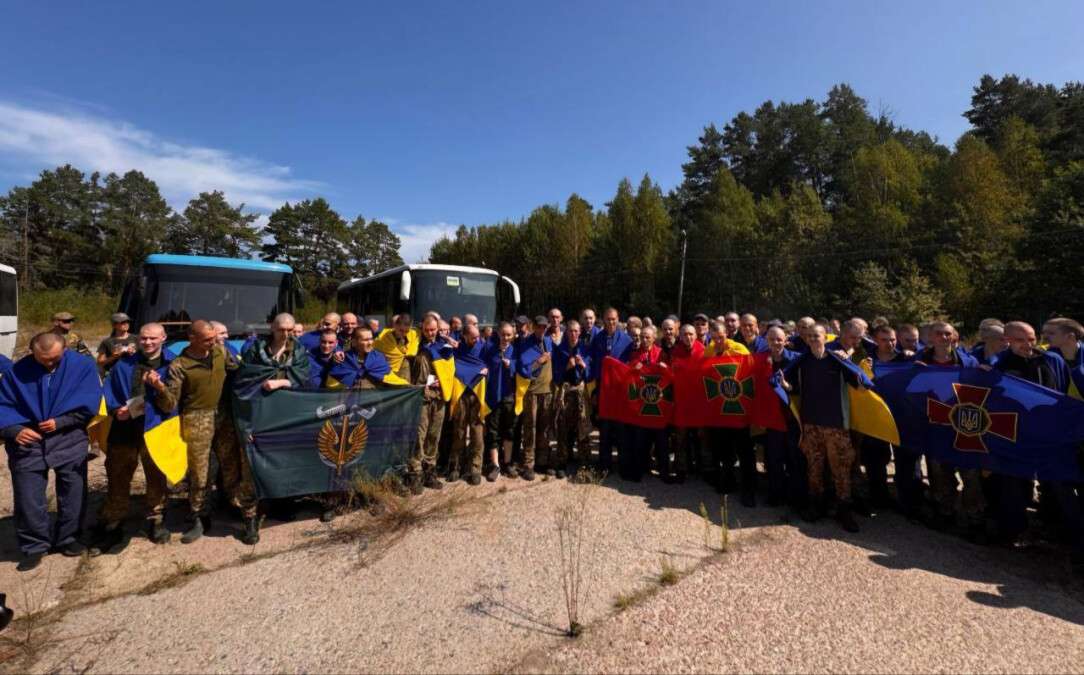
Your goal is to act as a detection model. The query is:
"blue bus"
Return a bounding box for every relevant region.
[117,254,301,351]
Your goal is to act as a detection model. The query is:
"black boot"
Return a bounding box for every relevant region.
[0,593,13,632]
[91,525,125,555]
[407,473,424,496]
[423,471,443,490]
[241,517,260,545]
[837,504,860,533]
[149,521,170,545]
[181,517,204,544]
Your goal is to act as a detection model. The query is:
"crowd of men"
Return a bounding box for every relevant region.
[2,306,1082,578]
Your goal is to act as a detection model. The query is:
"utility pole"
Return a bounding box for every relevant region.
[677,229,688,320]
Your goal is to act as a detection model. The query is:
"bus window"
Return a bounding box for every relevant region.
[411,270,497,325]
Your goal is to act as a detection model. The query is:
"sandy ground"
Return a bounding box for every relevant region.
[0,450,1081,673]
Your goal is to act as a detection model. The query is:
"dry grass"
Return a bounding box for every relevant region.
[554,466,605,638]
[657,555,681,586]
[137,561,207,596]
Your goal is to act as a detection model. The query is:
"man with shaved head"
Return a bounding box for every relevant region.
[339,313,360,345]
[736,313,767,353]
[158,319,242,544]
[1,332,102,570]
[993,321,1082,567]
[90,323,175,552]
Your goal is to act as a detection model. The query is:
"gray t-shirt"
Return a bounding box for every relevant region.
[98,335,138,373]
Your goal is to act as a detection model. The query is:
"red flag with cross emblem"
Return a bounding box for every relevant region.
[674,354,776,428]
[598,357,674,429]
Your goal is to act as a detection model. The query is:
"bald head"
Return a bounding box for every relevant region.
[31,332,65,370]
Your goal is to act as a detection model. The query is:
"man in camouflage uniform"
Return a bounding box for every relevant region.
[158,320,239,544]
[51,312,92,358]
[449,325,485,485]
[211,321,258,539]
[90,322,173,553]
[408,316,446,493]
[553,320,591,471]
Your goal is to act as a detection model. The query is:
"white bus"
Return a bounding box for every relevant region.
[0,264,17,358]
[336,264,520,328]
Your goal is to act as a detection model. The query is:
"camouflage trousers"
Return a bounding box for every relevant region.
[800,424,855,502]
[449,391,484,476]
[183,408,256,518]
[409,398,445,475]
[99,436,168,527]
[521,392,553,470]
[553,383,590,464]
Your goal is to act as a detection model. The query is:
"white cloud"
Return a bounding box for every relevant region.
[0,100,317,211]
[391,221,458,264]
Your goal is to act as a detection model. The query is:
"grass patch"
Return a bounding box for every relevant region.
[613,585,660,611]
[554,466,605,638]
[136,561,208,596]
[657,555,681,586]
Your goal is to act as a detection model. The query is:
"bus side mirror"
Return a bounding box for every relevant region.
[501,276,520,307]
[399,270,411,301]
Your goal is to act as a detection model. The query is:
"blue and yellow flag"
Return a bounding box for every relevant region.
[375,327,420,377]
[326,349,409,389]
[103,351,188,484]
[514,335,553,415]
[874,361,1084,480]
[422,340,456,402]
[0,350,103,437]
[451,345,489,420]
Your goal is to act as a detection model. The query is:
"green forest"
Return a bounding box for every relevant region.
[2,74,1083,333]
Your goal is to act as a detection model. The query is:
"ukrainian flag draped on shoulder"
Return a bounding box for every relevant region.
[375,327,420,377]
[0,350,104,446]
[451,341,489,419]
[325,349,408,389]
[514,334,553,415]
[103,351,188,484]
[423,339,456,402]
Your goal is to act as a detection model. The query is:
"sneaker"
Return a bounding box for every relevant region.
[545,468,557,477]
[181,518,204,544]
[467,473,482,486]
[58,541,86,557]
[485,467,500,482]
[149,521,170,545]
[423,473,443,490]
[521,468,536,481]
[555,469,566,479]
[16,553,43,572]
[447,470,460,483]
[502,466,520,479]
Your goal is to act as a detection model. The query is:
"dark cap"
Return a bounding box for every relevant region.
[533,315,549,327]
[53,311,75,321]
[111,312,131,324]
[693,313,710,322]
[515,315,530,326]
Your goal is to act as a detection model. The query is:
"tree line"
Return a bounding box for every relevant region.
[429,75,1084,333]
[0,173,403,302]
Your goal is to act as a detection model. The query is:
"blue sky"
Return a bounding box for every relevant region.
[2,1,1081,261]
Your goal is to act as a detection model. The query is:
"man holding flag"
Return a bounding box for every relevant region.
[589,308,633,473]
[484,322,518,481]
[0,333,102,570]
[992,322,1083,565]
[409,316,450,492]
[449,324,488,485]
[552,320,591,473]
[760,325,803,508]
[90,323,175,553]
[780,324,868,532]
[518,316,556,477]
[703,321,754,504]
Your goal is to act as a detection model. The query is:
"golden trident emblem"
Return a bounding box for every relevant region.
[317,414,369,476]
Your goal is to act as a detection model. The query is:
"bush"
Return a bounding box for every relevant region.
[19,288,117,327]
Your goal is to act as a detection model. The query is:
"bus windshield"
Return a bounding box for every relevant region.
[412,270,497,325]
[143,265,288,337]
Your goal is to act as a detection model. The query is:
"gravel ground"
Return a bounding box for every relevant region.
[2,461,1082,673]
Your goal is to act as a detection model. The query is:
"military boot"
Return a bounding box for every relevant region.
[241,517,260,545]
[423,470,443,490]
[181,516,209,544]
[149,521,170,545]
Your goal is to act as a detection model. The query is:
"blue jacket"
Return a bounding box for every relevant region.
[1048,341,1084,396]
[587,329,633,382]
[484,342,516,407]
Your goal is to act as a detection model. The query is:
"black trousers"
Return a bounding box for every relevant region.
[707,427,755,495]
[620,425,666,481]
[763,419,806,506]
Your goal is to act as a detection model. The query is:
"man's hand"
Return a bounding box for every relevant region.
[778,374,791,392]
[444,337,460,349]
[479,368,489,376]
[332,351,346,363]
[978,364,993,372]
[142,370,166,392]
[832,349,849,359]
[574,355,585,368]
[502,357,511,369]
[116,406,131,421]
[633,362,643,370]
[262,379,292,392]
[38,419,57,434]
[538,352,551,364]
[16,427,42,446]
